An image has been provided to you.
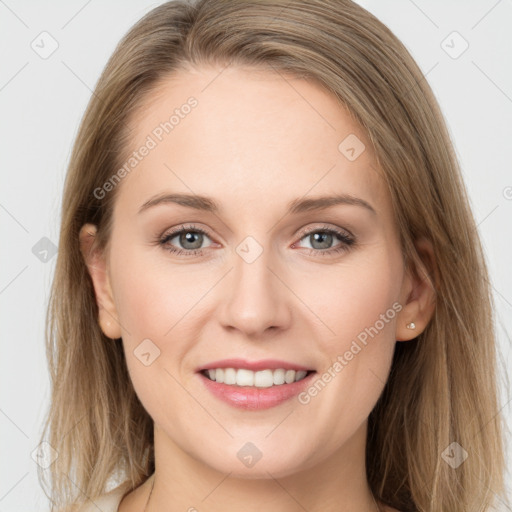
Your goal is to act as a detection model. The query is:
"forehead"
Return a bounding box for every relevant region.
[114,65,389,221]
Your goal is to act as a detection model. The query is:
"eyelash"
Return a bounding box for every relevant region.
[157,223,356,258]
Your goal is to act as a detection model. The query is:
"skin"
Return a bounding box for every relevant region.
[80,64,436,512]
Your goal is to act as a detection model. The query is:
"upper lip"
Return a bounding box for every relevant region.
[197,358,314,372]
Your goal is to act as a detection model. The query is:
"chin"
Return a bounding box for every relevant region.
[198,442,315,480]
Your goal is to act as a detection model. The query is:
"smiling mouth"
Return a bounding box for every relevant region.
[200,368,316,388]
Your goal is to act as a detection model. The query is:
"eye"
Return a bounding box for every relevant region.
[293,224,355,257]
[158,224,214,256]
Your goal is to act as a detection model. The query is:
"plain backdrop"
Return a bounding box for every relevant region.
[1,0,511,510]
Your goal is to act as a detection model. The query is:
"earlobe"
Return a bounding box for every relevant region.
[396,237,437,342]
[79,223,122,340]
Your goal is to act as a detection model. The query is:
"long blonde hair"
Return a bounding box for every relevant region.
[39,1,508,510]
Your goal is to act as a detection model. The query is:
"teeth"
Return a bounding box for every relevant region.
[224,368,237,385]
[237,369,254,386]
[203,368,310,387]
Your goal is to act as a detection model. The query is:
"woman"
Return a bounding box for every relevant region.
[38,0,507,511]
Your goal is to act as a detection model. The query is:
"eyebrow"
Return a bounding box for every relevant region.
[138,192,377,216]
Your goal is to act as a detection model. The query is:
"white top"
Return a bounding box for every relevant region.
[78,486,126,512]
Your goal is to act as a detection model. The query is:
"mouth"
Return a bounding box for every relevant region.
[196,358,317,410]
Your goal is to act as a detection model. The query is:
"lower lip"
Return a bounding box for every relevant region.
[198,371,316,410]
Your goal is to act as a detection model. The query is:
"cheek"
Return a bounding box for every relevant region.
[109,247,210,393]
[109,252,199,411]
[111,250,202,341]
[294,249,402,350]
[297,250,402,430]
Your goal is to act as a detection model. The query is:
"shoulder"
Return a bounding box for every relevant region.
[77,486,126,512]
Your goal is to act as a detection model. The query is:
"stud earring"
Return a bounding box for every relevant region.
[406,322,416,329]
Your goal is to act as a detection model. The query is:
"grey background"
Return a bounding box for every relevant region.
[0,0,511,510]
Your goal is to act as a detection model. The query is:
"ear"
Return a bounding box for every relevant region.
[395,237,437,342]
[79,223,122,340]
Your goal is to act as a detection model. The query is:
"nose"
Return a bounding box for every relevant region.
[217,241,293,338]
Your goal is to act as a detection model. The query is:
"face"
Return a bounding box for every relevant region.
[82,64,420,479]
